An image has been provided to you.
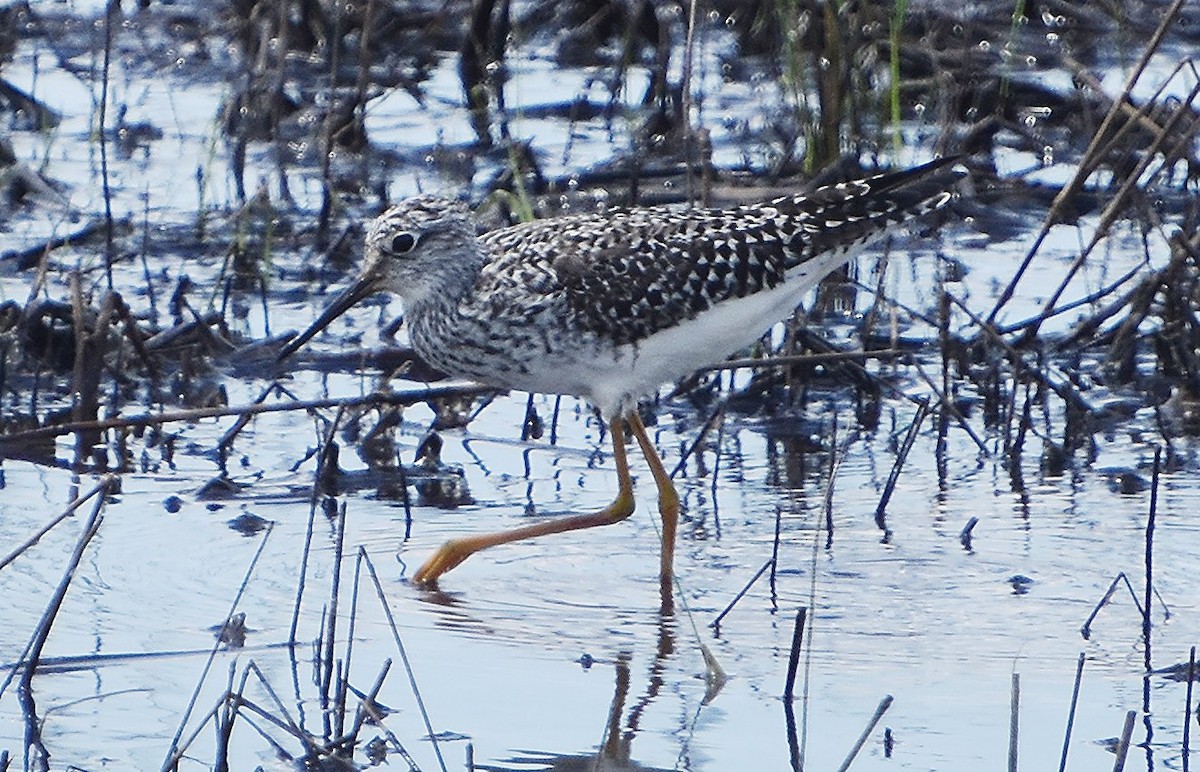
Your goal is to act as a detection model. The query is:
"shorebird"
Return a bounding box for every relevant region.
[279,157,963,587]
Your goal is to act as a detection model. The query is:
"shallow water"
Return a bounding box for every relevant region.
[2,3,1199,771]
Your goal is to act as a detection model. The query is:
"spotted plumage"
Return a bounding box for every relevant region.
[277,156,965,586]
[286,157,963,419]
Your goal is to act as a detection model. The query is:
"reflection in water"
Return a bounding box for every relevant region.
[477,611,679,772]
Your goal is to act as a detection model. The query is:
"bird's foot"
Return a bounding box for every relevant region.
[412,538,475,586]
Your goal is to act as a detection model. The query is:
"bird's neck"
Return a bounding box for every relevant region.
[403,244,488,316]
[401,244,489,364]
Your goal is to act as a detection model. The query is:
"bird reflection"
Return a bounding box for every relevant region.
[476,612,679,772]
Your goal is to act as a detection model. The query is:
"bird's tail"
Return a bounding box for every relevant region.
[770,156,966,269]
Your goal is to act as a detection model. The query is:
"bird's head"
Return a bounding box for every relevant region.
[362,195,480,299]
[276,195,480,361]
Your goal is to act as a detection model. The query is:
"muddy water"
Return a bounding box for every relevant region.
[2,4,1199,771]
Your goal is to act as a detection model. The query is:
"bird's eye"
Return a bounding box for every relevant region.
[390,232,418,254]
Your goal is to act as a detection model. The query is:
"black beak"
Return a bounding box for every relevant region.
[276,271,384,362]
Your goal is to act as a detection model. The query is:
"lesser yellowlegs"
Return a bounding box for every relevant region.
[280,156,964,587]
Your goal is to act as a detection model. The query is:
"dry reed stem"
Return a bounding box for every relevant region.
[709,559,774,630]
[783,607,807,702]
[873,398,930,537]
[1144,447,1161,673]
[1112,710,1137,772]
[0,475,114,572]
[1009,673,1020,772]
[836,694,894,772]
[987,0,1189,323]
[1058,652,1086,772]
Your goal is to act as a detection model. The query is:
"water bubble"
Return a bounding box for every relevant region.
[1026,55,1037,66]
[1046,32,1060,44]
[978,39,991,51]
[914,103,926,115]
[1024,114,1036,127]
[1043,146,1054,165]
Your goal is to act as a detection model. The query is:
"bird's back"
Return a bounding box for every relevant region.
[467,157,962,348]
[407,157,963,414]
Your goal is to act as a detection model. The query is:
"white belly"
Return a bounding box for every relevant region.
[519,265,843,417]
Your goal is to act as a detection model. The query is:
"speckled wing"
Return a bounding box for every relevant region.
[478,157,962,346]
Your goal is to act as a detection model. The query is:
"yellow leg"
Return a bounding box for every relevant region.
[625,412,679,590]
[412,416,636,586]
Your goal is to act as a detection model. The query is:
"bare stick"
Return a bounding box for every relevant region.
[783,607,807,701]
[835,694,893,772]
[1144,447,1160,674]
[244,662,310,752]
[336,548,367,741]
[158,696,225,768]
[908,355,988,454]
[710,559,774,629]
[668,404,725,479]
[874,399,930,537]
[0,475,115,572]
[320,501,348,740]
[1009,673,1020,772]
[1183,646,1195,772]
[1059,653,1086,772]
[289,406,347,647]
[1112,710,1137,772]
[1080,571,1172,639]
[340,658,392,749]
[6,480,109,707]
